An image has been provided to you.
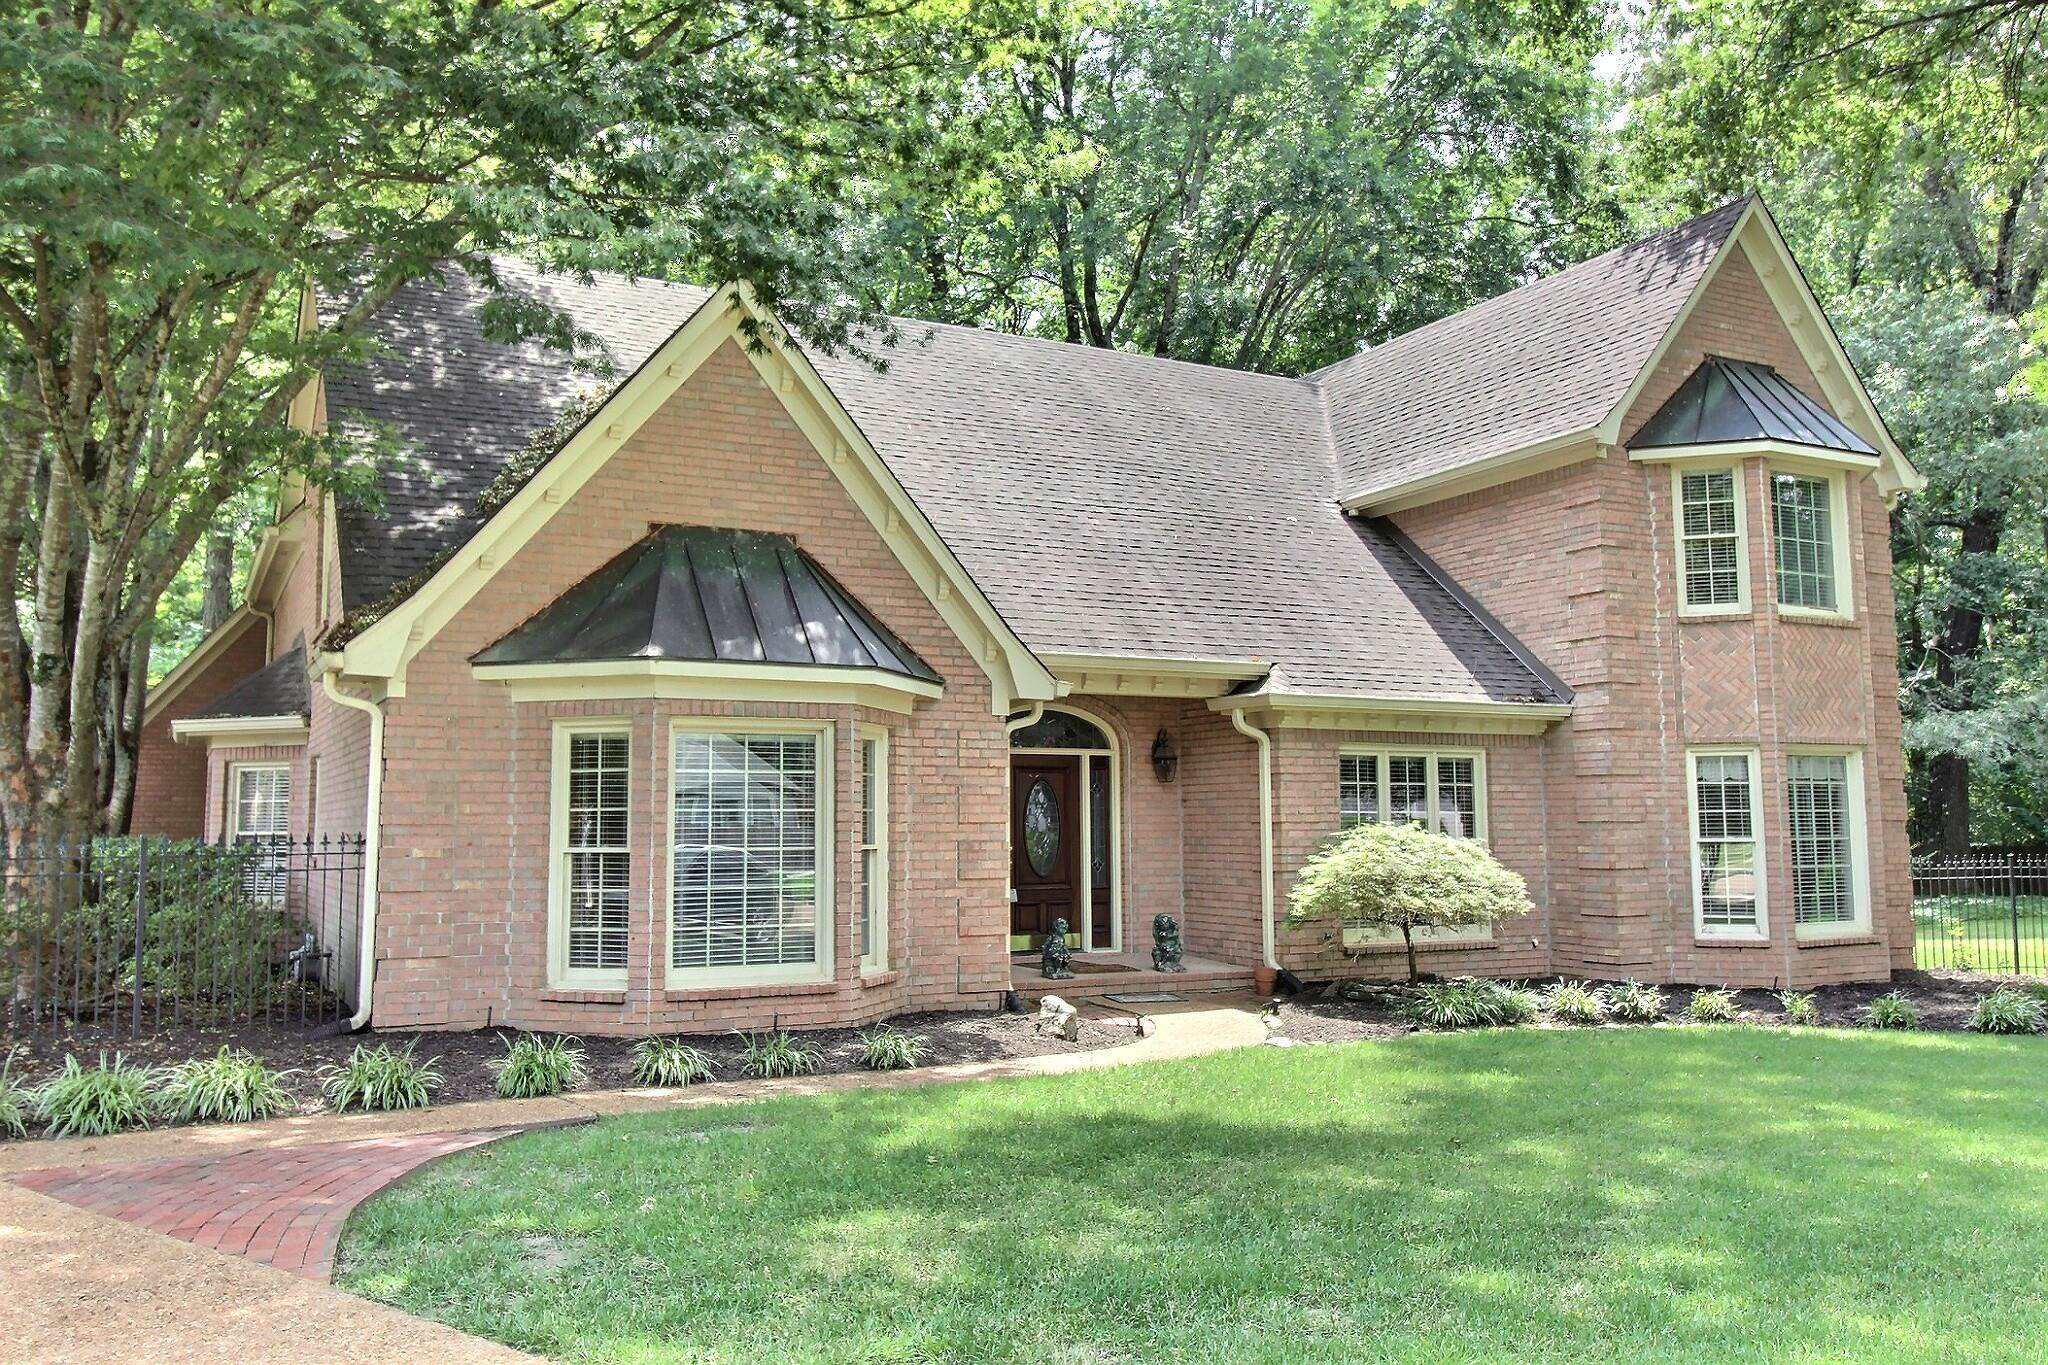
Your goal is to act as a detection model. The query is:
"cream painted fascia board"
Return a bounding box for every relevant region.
[1338,430,1599,516]
[169,714,310,748]
[470,659,943,714]
[1041,650,1270,699]
[1209,692,1571,735]
[141,608,261,727]
[338,283,1053,716]
[1629,439,1880,473]
[734,293,1057,714]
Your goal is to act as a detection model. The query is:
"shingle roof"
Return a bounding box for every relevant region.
[473,525,940,684]
[320,206,1767,706]
[1314,197,1751,505]
[1632,356,1876,454]
[190,645,309,720]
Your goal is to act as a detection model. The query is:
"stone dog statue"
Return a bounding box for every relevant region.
[1040,918,1075,980]
[1151,913,1187,973]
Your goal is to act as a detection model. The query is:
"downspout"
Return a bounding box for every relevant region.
[321,668,385,1031]
[1229,708,1281,970]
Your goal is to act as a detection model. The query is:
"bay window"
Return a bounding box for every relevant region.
[1772,470,1851,616]
[1676,466,1748,612]
[1787,750,1868,936]
[548,726,631,987]
[1686,749,1764,937]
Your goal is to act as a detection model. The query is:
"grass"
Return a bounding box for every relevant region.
[341,1029,2048,1363]
[1912,895,2048,973]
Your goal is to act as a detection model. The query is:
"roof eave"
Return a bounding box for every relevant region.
[1208,691,1571,736]
[1338,428,1602,516]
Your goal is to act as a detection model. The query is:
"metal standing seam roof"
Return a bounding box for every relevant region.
[1630,356,1877,454]
[188,645,310,720]
[471,525,941,683]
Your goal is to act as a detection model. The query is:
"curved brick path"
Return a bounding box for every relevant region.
[13,1127,525,1280]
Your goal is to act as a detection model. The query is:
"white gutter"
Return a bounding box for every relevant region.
[321,667,385,1031]
[1228,708,1281,970]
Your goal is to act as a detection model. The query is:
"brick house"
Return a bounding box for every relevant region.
[133,197,1925,1034]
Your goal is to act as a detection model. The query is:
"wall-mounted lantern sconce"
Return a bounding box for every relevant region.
[1150,729,1179,783]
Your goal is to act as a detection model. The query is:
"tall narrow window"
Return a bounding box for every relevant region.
[556,730,630,980]
[1339,754,1379,827]
[1689,751,1762,935]
[1387,756,1429,827]
[229,764,291,902]
[671,729,826,983]
[859,729,888,973]
[1773,472,1839,611]
[1435,758,1477,839]
[1788,753,1861,931]
[1678,467,1745,610]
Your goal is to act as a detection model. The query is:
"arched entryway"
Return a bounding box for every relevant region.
[1008,705,1120,953]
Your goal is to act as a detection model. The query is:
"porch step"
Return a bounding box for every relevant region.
[1011,952,1255,1005]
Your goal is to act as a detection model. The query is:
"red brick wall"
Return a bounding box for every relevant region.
[366,341,1012,1033]
[1392,243,1912,988]
[131,615,268,838]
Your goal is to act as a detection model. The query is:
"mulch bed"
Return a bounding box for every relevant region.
[0,1007,1130,1132]
[1268,969,2043,1044]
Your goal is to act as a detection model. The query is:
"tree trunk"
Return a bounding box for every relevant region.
[1401,923,1419,984]
[1925,752,1972,856]
[200,531,234,633]
[103,625,151,835]
[1924,508,2004,853]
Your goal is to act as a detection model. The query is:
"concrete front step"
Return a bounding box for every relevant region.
[1010,952,1256,1005]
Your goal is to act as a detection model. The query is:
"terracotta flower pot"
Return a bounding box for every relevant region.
[1253,965,1278,997]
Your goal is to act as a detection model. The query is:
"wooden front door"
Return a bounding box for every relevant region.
[1011,755,1080,944]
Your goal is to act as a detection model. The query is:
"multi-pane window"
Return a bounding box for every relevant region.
[230,764,291,902]
[1788,753,1859,929]
[1336,750,1490,945]
[1689,752,1761,934]
[1679,468,1745,609]
[561,731,630,976]
[859,730,887,973]
[672,730,824,980]
[1773,472,1839,611]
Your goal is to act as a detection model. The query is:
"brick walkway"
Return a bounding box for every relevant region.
[12,1128,516,1280]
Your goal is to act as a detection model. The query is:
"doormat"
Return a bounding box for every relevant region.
[1069,960,1137,975]
[1105,992,1184,1004]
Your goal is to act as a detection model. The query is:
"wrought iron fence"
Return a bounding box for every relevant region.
[1,835,365,1036]
[1912,853,2048,976]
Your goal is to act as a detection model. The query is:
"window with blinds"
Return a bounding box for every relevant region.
[1679,468,1745,609]
[1773,472,1839,611]
[859,729,887,973]
[1789,753,1859,928]
[562,731,631,976]
[1336,749,1490,945]
[671,730,825,980]
[230,764,291,902]
[1689,751,1761,934]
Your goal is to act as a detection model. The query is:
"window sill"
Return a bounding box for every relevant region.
[1343,938,1497,954]
[1795,933,1880,949]
[663,978,839,1003]
[1775,607,1858,628]
[541,987,628,1004]
[1678,608,1752,624]
[860,969,901,989]
[1693,935,1771,950]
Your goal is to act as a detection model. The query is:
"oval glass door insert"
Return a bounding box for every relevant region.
[1023,777,1061,876]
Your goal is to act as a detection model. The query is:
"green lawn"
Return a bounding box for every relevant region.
[1913,894,2048,973]
[341,1029,2048,1363]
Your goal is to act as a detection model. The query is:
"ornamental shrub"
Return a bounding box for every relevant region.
[492,1033,587,1099]
[1967,986,2045,1035]
[157,1047,297,1123]
[1604,980,1665,1023]
[1863,991,1920,1031]
[35,1053,156,1137]
[322,1043,441,1112]
[1776,990,1820,1025]
[1407,978,1538,1029]
[1683,987,1741,1023]
[1287,822,1531,983]
[1544,980,1606,1025]
[630,1037,716,1087]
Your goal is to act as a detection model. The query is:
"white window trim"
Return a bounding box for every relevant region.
[1673,464,1751,617]
[226,761,292,904]
[859,724,889,975]
[1788,746,1872,941]
[1684,747,1769,942]
[1337,746,1492,947]
[664,716,836,989]
[546,719,633,990]
[1771,465,1855,621]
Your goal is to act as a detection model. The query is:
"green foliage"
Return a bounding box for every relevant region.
[157,1048,297,1124]
[0,1049,31,1139]
[1864,991,1921,1031]
[1289,822,1532,982]
[1406,978,1538,1030]
[34,1053,156,1137]
[492,1034,587,1100]
[630,1037,717,1088]
[1776,991,1820,1026]
[737,1030,821,1080]
[1967,986,2046,1035]
[323,1044,442,1113]
[856,1028,929,1071]
[1604,980,1666,1023]
[1683,987,1741,1023]
[1543,980,1606,1025]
